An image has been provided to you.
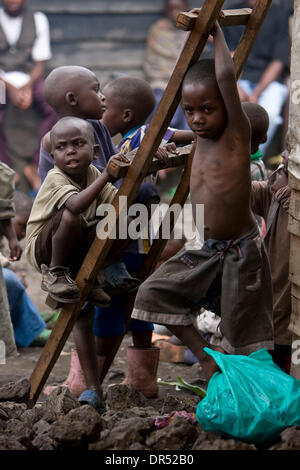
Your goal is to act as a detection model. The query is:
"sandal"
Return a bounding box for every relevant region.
[78,390,106,414]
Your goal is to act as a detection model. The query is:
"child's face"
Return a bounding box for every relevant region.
[166,0,188,23]
[182,82,227,140]
[74,73,106,120]
[51,122,96,177]
[101,86,127,137]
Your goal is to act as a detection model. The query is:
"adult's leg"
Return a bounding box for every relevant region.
[258,81,289,155]
[0,266,17,357]
[3,267,46,347]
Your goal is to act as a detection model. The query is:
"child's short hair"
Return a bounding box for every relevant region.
[104,76,156,124]
[50,116,95,149]
[242,102,269,149]
[44,65,96,112]
[183,59,217,88]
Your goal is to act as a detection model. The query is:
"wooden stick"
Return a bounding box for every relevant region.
[29,0,273,404]
[176,8,252,31]
[29,0,225,405]
[107,144,193,180]
[233,0,272,79]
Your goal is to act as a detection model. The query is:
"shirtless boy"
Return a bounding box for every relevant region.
[131,22,274,380]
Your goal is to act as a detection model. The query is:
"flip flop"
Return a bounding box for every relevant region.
[102,262,141,295]
[78,390,106,414]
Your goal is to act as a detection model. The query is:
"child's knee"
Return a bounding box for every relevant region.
[76,303,95,326]
[60,208,82,230]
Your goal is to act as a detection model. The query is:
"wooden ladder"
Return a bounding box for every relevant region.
[29,0,272,405]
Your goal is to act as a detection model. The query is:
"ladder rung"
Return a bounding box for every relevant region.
[176,8,252,31]
[107,143,193,180]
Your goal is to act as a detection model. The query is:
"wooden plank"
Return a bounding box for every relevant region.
[289,233,300,288]
[288,190,300,236]
[30,0,165,15]
[29,0,273,404]
[176,8,252,31]
[100,141,196,382]
[49,42,145,71]
[140,143,196,280]
[107,144,192,180]
[289,171,300,192]
[292,283,300,300]
[48,13,160,43]
[30,0,207,14]
[232,0,272,79]
[290,295,300,337]
[29,0,225,405]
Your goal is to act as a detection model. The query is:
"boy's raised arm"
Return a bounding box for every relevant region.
[212,22,249,133]
[65,153,129,215]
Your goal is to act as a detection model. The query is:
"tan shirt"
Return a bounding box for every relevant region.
[25,165,117,271]
[0,162,15,220]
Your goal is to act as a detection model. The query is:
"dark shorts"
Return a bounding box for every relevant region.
[132,226,274,355]
[34,208,96,273]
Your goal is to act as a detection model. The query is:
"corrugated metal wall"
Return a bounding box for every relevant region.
[29,0,242,83]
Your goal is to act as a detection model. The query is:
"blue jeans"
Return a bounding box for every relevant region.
[3,268,46,347]
[239,79,288,155]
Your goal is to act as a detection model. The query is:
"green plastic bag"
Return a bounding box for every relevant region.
[196,348,300,445]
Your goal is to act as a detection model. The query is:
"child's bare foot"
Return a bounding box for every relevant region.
[201,345,225,382]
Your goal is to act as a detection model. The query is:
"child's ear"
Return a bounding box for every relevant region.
[93,144,100,160]
[123,108,133,123]
[65,92,77,106]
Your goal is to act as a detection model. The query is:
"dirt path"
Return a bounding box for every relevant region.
[1,242,300,451]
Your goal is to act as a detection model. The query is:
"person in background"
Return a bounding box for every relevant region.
[0,0,56,191]
[143,0,191,130]
[223,0,290,157]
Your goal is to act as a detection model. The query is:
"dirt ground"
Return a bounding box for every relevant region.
[0,254,207,404]
[1,205,300,451]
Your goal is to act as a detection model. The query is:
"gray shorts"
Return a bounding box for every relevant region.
[132,226,274,355]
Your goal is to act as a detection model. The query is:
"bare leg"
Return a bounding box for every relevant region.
[73,303,102,398]
[166,324,222,381]
[51,209,82,268]
[95,334,125,383]
[132,330,153,348]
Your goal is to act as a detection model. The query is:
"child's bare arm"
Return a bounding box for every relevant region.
[65,153,129,215]
[212,22,249,135]
[170,130,194,144]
